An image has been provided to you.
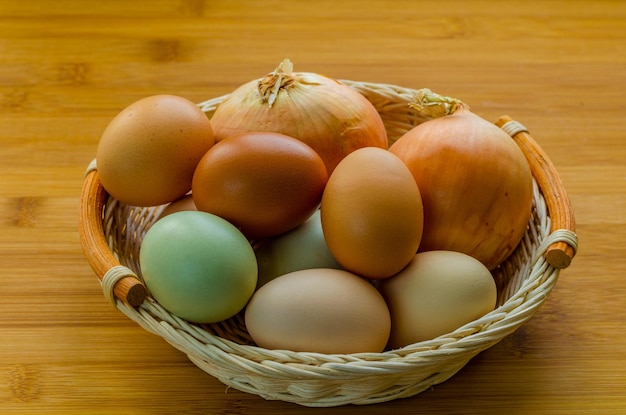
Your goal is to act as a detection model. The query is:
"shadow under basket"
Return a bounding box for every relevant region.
[78,80,578,407]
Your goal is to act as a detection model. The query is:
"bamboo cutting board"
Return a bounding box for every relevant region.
[1,0,625,413]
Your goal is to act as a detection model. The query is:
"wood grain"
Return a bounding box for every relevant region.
[1,0,625,413]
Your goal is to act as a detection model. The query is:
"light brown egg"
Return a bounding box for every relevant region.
[244,268,391,354]
[320,147,424,279]
[378,250,498,349]
[97,95,214,207]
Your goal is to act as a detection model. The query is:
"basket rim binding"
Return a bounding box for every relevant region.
[79,79,578,407]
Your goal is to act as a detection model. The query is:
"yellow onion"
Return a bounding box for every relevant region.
[209,59,388,174]
[389,89,533,270]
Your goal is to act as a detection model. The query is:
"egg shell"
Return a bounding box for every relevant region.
[377,250,497,349]
[254,210,342,289]
[244,268,391,354]
[158,193,197,219]
[140,211,258,324]
[192,132,328,240]
[97,95,215,207]
[320,147,424,279]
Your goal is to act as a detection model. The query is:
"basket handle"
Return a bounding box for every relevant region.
[496,116,577,269]
[79,167,148,307]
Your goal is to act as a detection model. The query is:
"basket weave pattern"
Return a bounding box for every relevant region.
[82,80,578,407]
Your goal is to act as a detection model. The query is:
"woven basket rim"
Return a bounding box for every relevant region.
[79,79,578,406]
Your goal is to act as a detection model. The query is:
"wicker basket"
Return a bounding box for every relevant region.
[79,80,578,407]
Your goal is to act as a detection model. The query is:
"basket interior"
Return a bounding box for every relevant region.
[101,80,552,351]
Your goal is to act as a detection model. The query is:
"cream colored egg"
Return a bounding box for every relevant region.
[245,268,391,354]
[378,250,497,349]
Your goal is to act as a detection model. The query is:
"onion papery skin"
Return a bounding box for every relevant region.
[389,109,533,270]
[209,71,388,174]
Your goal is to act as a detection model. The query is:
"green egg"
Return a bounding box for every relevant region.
[254,210,342,288]
[140,210,257,323]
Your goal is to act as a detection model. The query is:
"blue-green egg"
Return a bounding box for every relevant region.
[254,210,342,288]
[140,210,257,323]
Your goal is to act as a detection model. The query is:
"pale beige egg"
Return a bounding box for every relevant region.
[245,268,391,354]
[378,250,497,349]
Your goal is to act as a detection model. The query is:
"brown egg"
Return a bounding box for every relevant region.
[192,132,328,240]
[97,95,214,207]
[320,147,424,279]
[158,194,197,219]
[245,268,391,354]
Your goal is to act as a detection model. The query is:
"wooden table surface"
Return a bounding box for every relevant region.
[1,1,624,413]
